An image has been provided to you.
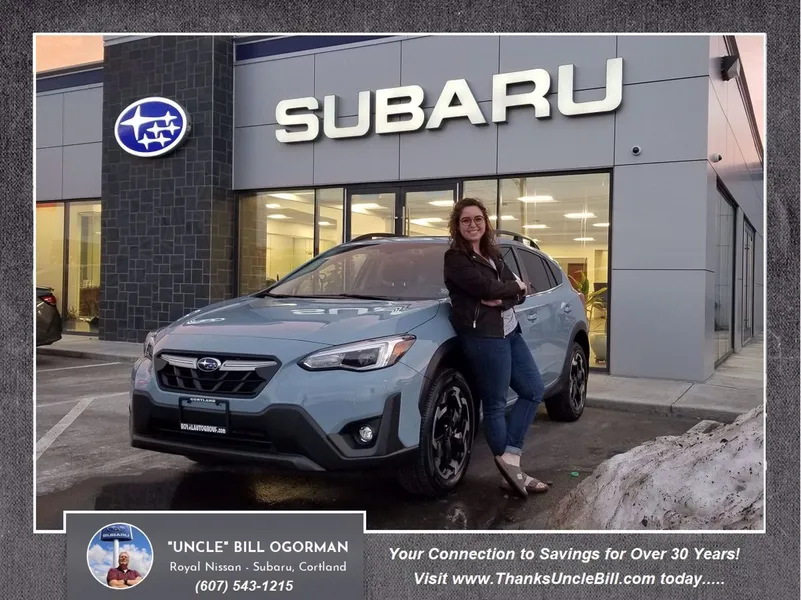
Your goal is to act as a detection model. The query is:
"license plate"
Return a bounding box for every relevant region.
[179,396,230,435]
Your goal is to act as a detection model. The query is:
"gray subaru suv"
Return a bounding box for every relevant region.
[130,233,590,497]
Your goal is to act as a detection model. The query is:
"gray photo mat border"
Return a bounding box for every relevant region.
[5,6,799,600]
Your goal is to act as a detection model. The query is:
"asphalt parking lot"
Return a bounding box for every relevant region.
[35,353,701,532]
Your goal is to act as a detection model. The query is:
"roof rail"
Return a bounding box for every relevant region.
[350,232,408,242]
[495,230,540,250]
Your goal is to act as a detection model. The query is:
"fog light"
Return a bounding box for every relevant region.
[357,425,374,444]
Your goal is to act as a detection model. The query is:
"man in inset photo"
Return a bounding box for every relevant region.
[106,552,143,588]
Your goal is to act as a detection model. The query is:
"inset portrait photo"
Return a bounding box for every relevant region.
[86,523,153,589]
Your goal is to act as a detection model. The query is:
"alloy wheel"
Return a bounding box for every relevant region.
[430,384,472,482]
[569,349,587,411]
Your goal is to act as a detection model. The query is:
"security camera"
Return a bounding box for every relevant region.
[711,153,723,163]
[631,146,641,156]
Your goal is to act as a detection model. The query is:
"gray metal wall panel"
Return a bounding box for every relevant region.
[62,87,103,145]
[313,42,402,119]
[399,102,496,181]
[610,268,709,381]
[234,55,315,128]
[614,77,709,165]
[36,94,63,149]
[612,161,709,271]
[497,88,615,174]
[62,143,102,199]
[234,124,314,190]
[400,36,499,107]
[313,117,400,185]
[499,35,617,91]
[36,147,63,201]
[618,35,710,84]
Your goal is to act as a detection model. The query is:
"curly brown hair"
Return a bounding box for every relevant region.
[448,197,500,259]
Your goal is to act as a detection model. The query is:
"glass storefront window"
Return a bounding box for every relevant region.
[35,202,65,311]
[238,172,612,370]
[238,190,315,295]
[317,188,344,254]
[55,201,102,333]
[714,189,735,362]
[499,173,611,368]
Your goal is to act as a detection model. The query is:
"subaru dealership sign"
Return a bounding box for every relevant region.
[114,97,191,157]
[100,523,134,542]
[275,57,623,143]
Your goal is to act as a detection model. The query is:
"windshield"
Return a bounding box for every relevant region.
[263,242,449,300]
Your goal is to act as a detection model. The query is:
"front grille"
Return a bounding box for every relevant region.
[155,351,280,399]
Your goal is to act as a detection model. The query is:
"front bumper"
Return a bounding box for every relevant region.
[130,390,416,471]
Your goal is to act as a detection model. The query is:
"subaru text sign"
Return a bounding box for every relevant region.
[275,58,623,143]
[100,523,133,542]
[114,97,191,157]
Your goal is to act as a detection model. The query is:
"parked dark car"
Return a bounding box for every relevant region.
[36,286,62,347]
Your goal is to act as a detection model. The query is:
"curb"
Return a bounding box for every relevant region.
[36,347,140,363]
[585,396,742,424]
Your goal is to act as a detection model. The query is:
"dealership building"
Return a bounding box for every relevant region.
[35,34,764,382]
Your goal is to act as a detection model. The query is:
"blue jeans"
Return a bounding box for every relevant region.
[460,326,545,457]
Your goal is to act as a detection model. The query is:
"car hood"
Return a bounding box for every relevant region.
[159,295,443,346]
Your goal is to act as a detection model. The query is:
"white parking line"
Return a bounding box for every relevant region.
[35,392,128,460]
[37,361,121,373]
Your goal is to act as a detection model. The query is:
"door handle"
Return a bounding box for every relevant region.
[563,304,572,314]
[527,312,539,322]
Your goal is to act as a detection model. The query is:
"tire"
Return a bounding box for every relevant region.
[545,341,588,422]
[397,368,475,497]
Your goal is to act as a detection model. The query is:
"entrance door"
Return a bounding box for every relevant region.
[346,183,457,240]
[346,188,398,239]
[402,184,457,237]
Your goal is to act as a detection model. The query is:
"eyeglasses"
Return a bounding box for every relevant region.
[459,216,485,227]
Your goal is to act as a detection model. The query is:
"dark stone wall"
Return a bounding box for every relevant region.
[99,36,235,342]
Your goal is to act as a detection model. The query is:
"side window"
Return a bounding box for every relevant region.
[541,257,561,287]
[499,246,522,279]
[518,250,555,294]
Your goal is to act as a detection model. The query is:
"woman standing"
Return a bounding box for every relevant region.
[443,197,548,498]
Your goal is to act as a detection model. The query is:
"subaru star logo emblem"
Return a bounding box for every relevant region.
[114,97,191,158]
[196,357,221,372]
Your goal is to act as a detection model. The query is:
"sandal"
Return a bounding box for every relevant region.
[494,456,528,498]
[500,476,549,494]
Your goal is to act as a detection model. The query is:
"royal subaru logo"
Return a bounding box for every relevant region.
[197,357,222,372]
[114,97,191,158]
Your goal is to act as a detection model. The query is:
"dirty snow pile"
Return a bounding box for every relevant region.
[551,406,764,530]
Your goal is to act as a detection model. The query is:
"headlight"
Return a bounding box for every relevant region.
[143,330,158,359]
[299,335,416,372]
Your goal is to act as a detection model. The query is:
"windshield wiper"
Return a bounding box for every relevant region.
[314,293,399,301]
[257,292,320,299]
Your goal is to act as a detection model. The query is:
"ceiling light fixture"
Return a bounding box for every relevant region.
[428,200,455,207]
[265,203,281,209]
[593,222,610,227]
[318,221,332,226]
[522,224,548,229]
[574,237,595,242]
[518,195,555,203]
[565,212,596,219]
[267,214,290,219]
[410,217,445,226]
